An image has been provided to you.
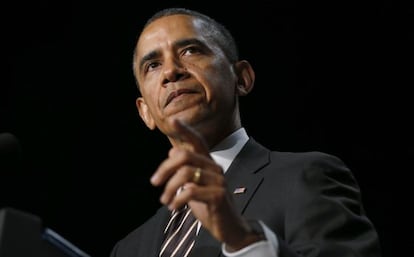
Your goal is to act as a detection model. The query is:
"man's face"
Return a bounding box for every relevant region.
[134,14,239,138]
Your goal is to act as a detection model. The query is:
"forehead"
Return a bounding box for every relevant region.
[136,14,208,56]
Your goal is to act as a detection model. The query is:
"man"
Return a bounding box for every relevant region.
[110,7,381,257]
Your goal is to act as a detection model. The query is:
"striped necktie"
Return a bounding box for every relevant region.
[159,206,198,257]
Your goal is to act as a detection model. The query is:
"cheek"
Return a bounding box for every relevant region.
[204,63,236,93]
[191,57,235,82]
[141,86,161,112]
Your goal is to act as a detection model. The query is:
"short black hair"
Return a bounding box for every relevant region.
[142,8,239,63]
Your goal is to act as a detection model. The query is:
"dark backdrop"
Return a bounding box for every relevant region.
[1,1,404,256]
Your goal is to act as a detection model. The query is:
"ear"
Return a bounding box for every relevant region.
[136,97,156,130]
[234,60,255,96]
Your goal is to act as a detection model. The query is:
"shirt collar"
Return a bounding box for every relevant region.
[210,128,249,173]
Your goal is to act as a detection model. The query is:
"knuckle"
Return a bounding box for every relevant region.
[215,174,226,187]
[184,185,197,197]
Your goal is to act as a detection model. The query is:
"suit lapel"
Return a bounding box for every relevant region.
[147,207,171,257]
[189,138,270,257]
[225,138,269,213]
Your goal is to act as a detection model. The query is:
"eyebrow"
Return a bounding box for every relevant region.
[138,38,209,72]
[174,38,208,50]
[139,51,159,72]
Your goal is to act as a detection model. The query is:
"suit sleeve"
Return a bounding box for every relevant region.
[280,153,381,257]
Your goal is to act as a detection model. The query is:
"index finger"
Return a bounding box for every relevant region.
[170,119,210,156]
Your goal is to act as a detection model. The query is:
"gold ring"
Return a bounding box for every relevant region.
[193,168,202,184]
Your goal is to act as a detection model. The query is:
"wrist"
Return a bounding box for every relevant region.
[225,219,266,252]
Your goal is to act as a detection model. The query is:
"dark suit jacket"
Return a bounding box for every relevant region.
[110,138,381,257]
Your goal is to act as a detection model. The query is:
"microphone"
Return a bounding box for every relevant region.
[0,132,20,155]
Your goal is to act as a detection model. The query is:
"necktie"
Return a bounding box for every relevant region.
[159,206,198,257]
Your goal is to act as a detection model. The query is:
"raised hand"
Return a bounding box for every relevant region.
[150,119,262,250]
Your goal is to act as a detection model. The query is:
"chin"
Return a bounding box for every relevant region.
[169,108,203,124]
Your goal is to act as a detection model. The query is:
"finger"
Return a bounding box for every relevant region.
[151,147,215,186]
[161,165,225,205]
[170,119,210,156]
[159,165,197,205]
[160,166,226,208]
[167,183,226,211]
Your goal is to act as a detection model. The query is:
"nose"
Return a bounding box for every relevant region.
[162,56,187,85]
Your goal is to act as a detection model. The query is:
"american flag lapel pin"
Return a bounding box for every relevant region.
[233,187,246,194]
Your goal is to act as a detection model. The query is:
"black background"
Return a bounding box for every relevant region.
[1,0,407,256]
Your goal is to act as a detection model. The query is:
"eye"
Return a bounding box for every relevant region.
[145,61,161,72]
[182,46,201,56]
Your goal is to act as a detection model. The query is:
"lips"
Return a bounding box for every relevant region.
[165,88,197,107]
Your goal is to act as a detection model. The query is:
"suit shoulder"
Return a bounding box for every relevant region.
[269,150,343,163]
[248,138,349,175]
[267,149,345,167]
[110,207,167,257]
[249,138,344,165]
[267,150,358,189]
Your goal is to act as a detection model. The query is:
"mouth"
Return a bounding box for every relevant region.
[165,88,197,107]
